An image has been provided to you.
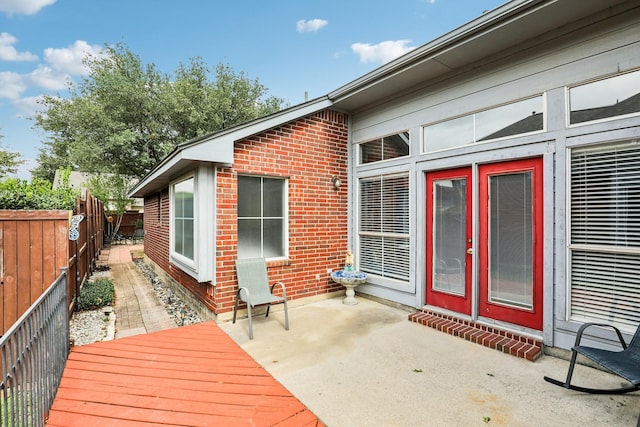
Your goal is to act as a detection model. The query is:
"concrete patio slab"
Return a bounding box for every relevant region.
[220,297,640,427]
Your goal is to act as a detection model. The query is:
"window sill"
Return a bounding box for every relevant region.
[266,258,290,268]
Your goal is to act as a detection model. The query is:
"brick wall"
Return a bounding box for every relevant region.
[143,108,349,316]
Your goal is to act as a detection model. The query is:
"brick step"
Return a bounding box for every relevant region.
[409,310,543,361]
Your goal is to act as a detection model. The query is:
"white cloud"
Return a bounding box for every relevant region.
[0,33,38,61]
[0,0,56,15]
[28,65,69,91]
[351,40,417,64]
[0,71,26,98]
[0,40,103,102]
[296,19,328,33]
[44,40,104,75]
[12,95,45,119]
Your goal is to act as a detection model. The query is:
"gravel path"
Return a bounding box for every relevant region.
[69,260,202,346]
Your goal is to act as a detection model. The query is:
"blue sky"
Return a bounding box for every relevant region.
[0,0,506,179]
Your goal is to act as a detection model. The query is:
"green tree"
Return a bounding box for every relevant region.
[0,132,25,178]
[32,43,286,180]
[84,173,136,238]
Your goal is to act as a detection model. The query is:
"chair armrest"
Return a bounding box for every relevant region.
[574,322,627,350]
[271,282,287,299]
[237,286,251,303]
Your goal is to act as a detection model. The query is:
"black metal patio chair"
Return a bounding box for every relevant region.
[131,228,144,244]
[544,322,640,394]
[544,322,640,426]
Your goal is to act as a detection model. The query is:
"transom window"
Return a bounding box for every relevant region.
[569,69,640,125]
[359,131,410,164]
[238,175,286,259]
[423,96,544,152]
[569,140,640,332]
[358,173,410,281]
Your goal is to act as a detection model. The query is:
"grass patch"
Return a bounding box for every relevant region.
[77,278,115,311]
[1,390,32,425]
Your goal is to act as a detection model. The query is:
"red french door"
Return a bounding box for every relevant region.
[425,168,472,315]
[478,158,543,330]
[425,158,544,330]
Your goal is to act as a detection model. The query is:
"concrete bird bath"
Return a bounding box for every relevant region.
[331,270,368,305]
[331,249,367,305]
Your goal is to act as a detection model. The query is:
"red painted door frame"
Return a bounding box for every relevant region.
[425,167,472,315]
[478,157,544,330]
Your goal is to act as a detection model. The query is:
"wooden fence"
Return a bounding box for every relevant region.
[0,191,104,335]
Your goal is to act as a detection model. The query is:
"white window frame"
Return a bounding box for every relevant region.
[567,139,640,333]
[358,131,410,165]
[169,167,215,282]
[357,172,411,284]
[237,175,289,261]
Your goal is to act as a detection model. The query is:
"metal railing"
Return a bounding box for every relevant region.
[1,269,69,427]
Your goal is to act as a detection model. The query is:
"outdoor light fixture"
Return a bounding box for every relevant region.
[331,175,341,189]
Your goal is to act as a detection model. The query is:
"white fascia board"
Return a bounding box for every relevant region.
[327,0,539,102]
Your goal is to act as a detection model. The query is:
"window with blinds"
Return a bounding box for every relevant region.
[570,140,640,331]
[358,174,410,281]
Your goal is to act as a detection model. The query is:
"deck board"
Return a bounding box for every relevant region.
[46,322,324,427]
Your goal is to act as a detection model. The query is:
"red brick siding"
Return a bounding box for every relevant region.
[143,109,349,315]
[144,189,170,273]
[144,188,217,313]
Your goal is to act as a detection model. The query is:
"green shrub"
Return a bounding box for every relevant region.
[0,167,79,210]
[77,278,115,311]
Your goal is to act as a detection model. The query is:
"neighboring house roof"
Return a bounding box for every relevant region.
[52,170,92,189]
[129,0,629,198]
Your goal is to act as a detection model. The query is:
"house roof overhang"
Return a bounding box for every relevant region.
[128,97,333,198]
[129,0,631,199]
[329,0,631,111]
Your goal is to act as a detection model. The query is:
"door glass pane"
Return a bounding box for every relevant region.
[432,178,466,295]
[489,172,533,309]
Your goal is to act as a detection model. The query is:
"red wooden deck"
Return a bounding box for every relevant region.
[46,322,323,427]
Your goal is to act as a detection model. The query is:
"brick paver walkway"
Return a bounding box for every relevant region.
[107,244,177,338]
